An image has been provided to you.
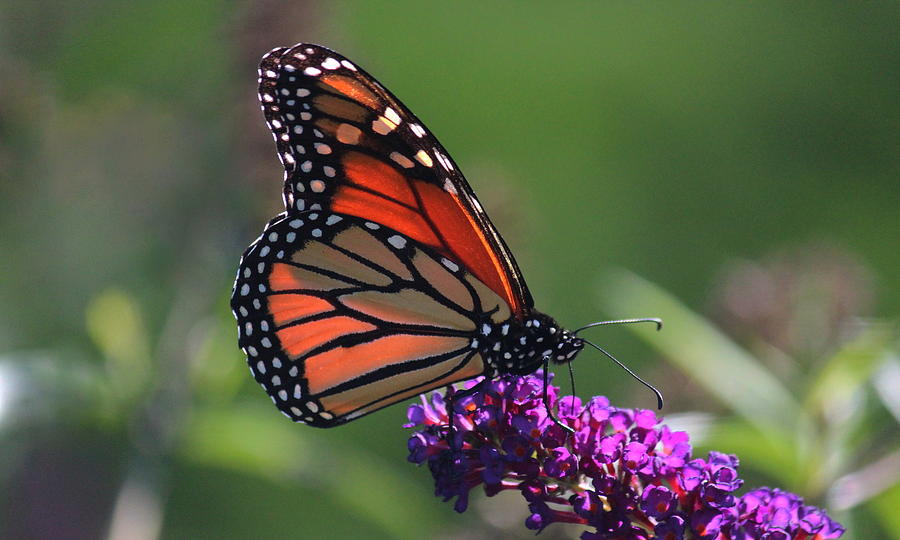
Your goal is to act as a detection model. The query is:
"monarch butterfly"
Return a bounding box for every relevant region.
[232,44,658,428]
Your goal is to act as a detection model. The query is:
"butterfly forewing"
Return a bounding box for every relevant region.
[257,44,532,317]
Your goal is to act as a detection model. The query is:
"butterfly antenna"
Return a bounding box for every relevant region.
[573,318,663,335]
[580,338,664,410]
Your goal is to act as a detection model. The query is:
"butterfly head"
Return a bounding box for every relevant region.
[487,312,584,376]
[543,322,585,366]
[552,331,585,365]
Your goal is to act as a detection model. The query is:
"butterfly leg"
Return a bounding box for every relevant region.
[542,357,575,435]
[445,379,489,455]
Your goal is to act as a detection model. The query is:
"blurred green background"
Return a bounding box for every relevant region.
[1,2,898,539]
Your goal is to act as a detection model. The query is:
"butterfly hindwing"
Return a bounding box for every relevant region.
[233,211,514,426]
[257,43,533,317]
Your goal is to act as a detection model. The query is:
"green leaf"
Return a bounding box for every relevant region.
[85,287,153,403]
[806,324,895,418]
[866,474,900,534]
[598,270,808,441]
[804,325,897,493]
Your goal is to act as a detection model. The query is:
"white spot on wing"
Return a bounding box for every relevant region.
[304,67,322,76]
[442,178,458,195]
[321,57,341,70]
[372,117,396,135]
[384,107,402,125]
[388,235,407,249]
[441,258,459,272]
[390,152,414,169]
[415,150,433,167]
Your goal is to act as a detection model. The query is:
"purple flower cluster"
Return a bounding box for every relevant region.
[406,373,844,539]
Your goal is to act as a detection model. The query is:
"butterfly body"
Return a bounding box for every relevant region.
[232,44,584,427]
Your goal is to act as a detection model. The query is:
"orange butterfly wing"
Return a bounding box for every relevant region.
[233,213,513,426]
[257,44,532,318]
